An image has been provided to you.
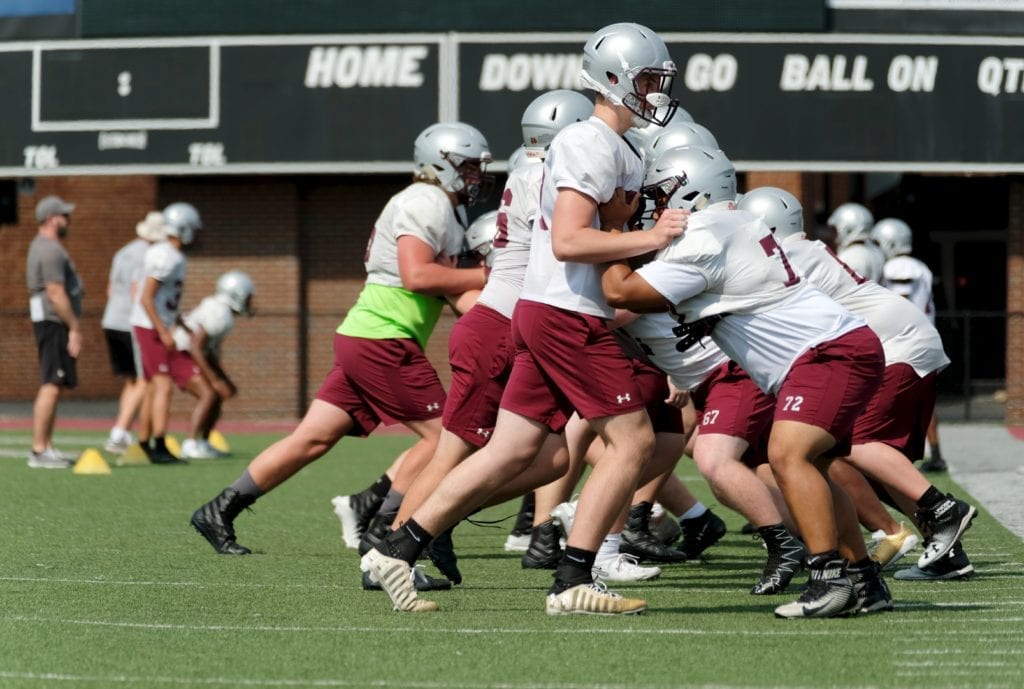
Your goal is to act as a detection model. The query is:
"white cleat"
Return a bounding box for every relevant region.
[360,549,438,612]
[593,554,661,582]
[545,581,646,616]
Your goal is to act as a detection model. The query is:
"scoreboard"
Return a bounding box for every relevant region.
[3,32,1024,176]
[1,35,444,176]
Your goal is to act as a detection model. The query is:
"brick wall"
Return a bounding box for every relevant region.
[0,173,460,424]
[0,176,158,402]
[1007,177,1024,428]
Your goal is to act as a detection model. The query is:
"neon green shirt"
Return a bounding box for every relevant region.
[337,283,444,350]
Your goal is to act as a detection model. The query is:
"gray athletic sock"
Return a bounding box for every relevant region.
[378,488,404,514]
[229,469,265,499]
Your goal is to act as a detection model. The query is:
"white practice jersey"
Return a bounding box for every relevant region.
[882,254,936,323]
[363,182,467,288]
[636,205,865,394]
[130,240,187,330]
[174,295,236,353]
[624,311,728,392]
[478,161,543,318]
[781,236,949,377]
[837,240,886,282]
[520,117,645,319]
[102,238,149,332]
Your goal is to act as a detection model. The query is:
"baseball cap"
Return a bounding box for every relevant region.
[35,195,76,222]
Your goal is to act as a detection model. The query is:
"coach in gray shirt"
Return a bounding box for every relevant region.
[26,195,82,469]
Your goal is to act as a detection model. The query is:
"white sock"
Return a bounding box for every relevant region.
[597,533,622,562]
[680,502,708,521]
[110,427,126,442]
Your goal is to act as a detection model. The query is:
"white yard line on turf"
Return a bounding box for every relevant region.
[6,615,1024,638]
[0,673,1014,689]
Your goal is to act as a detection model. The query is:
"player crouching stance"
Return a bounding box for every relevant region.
[175,271,255,459]
[601,145,892,618]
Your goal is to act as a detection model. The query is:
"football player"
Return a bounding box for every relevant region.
[362,22,687,615]
[130,202,203,465]
[829,202,886,282]
[174,270,255,460]
[102,210,165,454]
[190,122,490,560]
[602,145,890,618]
[743,189,977,581]
[356,90,595,588]
[873,218,949,473]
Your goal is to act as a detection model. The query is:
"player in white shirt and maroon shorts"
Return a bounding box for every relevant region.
[362,23,688,615]
[742,190,976,581]
[603,144,890,618]
[190,123,490,558]
[131,203,203,465]
[375,91,594,588]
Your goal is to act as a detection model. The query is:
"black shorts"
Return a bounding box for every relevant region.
[33,321,78,388]
[104,328,138,378]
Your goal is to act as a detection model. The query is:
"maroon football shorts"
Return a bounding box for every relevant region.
[133,326,200,389]
[852,363,937,461]
[691,360,774,467]
[316,334,446,437]
[442,304,515,447]
[500,300,645,433]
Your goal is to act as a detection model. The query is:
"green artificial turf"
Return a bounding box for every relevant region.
[0,430,1021,689]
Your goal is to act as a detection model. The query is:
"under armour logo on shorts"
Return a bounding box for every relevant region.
[426,402,441,412]
[616,394,631,404]
[476,428,491,438]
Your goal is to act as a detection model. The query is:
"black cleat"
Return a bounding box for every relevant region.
[751,524,806,595]
[521,520,563,569]
[190,488,255,554]
[915,494,977,568]
[919,456,948,473]
[678,509,727,560]
[774,555,858,619]
[358,510,397,556]
[427,526,462,585]
[848,560,894,614]
[894,540,974,581]
[621,502,687,564]
[332,489,384,549]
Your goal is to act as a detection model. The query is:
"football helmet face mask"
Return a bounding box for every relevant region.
[216,270,255,316]
[642,145,737,216]
[828,202,875,248]
[163,202,202,245]
[737,187,804,241]
[520,89,594,159]
[871,218,913,259]
[580,22,679,128]
[414,122,494,206]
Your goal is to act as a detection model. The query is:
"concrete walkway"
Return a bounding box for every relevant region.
[940,422,1024,540]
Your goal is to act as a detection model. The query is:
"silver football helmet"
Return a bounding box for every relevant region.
[521,89,594,160]
[643,145,736,213]
[163,202,202,245]
[871,218,913,259]
[216,270,255,315]
[579,22,678,128]
[641,121,720,167]
[737,187,804,240]
[464,210,499,257]
[414,122,494,206]
[828,202,874,248]
[506,145,534,173]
